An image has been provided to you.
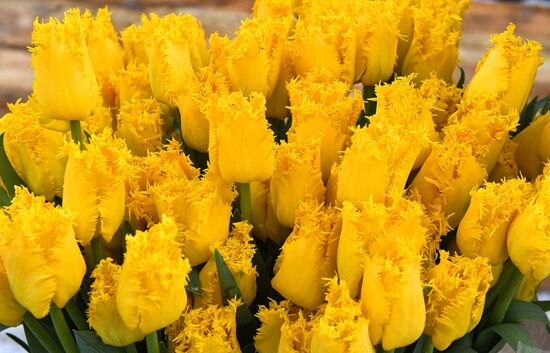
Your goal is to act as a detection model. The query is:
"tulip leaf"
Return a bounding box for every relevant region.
[504,300,550,331]
[457,66,465,89]
[0,133,26,198]
[534,300,550,312]
[73,330,126,353]
[6,332,30,352]
[24,324,49,353]
[514,96,539,137]
[159,341,168,353]
[185,268,204,296]
[536,94,549,115]
[0,324,7,332]
[474,323,535,353]
[0,187,10,207]
[446,346,478,353]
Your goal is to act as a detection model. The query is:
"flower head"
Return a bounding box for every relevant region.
[0,258,26,327]
[116,98,163,157]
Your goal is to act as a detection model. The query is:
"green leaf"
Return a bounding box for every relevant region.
[73,330,126,353]
[504,300,550,331]
[0,187,10,207]
[0,133,26,197]
[457,66,465,89]
[514,96,539,137]
[474,323,535,353]
[534,300,550,312]
[185,269,204,296]
[6,332,30,352]
[159,341,168,353]
[0,323,7,332]
[446,346,478,353]
[536,95,549,115]
[23,324,49,353]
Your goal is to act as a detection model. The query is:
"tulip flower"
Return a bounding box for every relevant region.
[514,275,540,302]
[150,172,235,266]
[287,70,363,182]
[174,68,229,153]
[0,187,86,319]
[116,98,163,157]
[117,216,191,335]
[147,14,208,105]
[265,39,294,119]
[271,200,340,310]
[463,24,543,114]
[418,75,462,129]
[82,105,114,135]
[120,13,160,66]
[207,91,275,183]
[278,309,319,353]
[507,166,550,281]
[457,179,533,265]
[310,278,375,353]
[270,138,325,228]
[82,7,124,107]
[253,0,294,31]
[488,138,519,182]
[88,258,145,346]
[514,112,550,180]
[194,222,257,308]
[172,301,241,353]
[250,181,291,245]
[0,259,26,327]
[30,8,100,122]
[353,0,400,86]
[255,300,301,353]
[424,251,492,350]
[63,130,131,245]
[115,62,153,106]
[0,100,67,201]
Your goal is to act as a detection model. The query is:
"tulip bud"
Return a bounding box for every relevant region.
[425,251,492,350]
[514,112,550,180]
[310,278,375,353]
[115,62,153,106]
[287,70,363,182]
[117,216,191,335]
[250,181,291,245]
[147,14,208,105]
[272,200,340,310]
[0,259,26,327]
[0,187,86,318]
[194,222,257,308]
[457,179,533,265]
[207,91,275,183]
[174,68,229,153]
[63,130,131,245]
[30,8,100,122]
[116,98,163,157]
[0,100,67,201]
[173,301,241,353]
[507,167,550,281]
[270,138,325,228]
[353,0,400,85]
[82,7,124,107]
[463,24,543,114]
[88,258,145,347]
[418,75,462,129]
[120,13,160,67]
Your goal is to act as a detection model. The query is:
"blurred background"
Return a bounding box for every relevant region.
[0,0,549,351]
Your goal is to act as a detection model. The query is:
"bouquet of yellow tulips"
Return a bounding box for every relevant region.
[0,0,549,352]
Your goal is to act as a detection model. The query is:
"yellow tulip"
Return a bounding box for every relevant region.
[287,70,363,182]
[255,301,301,353]
[424,251,492,350]
[30,8,100,122]
[265,39,294,120]
[290,1,356,84]
[63,130,130,245]
[250,181,291,245]
[147,14,208,105]
[395,0,414,74]
[116,98,163,157]
[514,112,550,180]
[353,0,400,85]
[115,62,153,106]
[0,100,67,201]
[489,139,520,182]
[457,179,533,265]
[0,259,26,327]
[88,258,145,347]
[150,172,235,266]
[207,92,275,183]
[463,24,543,114]
[0,187,86,319]
[278,309,319,353]
[507,167,550,281]
[418,75,462,129]
[253,0,294,31]
[271,200,340,310]
[120,13,160,67]
[82,7,124,107]
[172,301,241,353]
[82,105,114,135]
[514,275,540,302]
[270,138,325,228]
[174,68,229,153]
[117,216,191,335]
[310,278,375,353]
[194,222,257,308]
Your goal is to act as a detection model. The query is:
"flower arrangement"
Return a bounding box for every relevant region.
[0,0,549,353]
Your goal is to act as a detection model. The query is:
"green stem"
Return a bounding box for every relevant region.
[65,297,88,331]
[91,237,104,266]
[421,336,434,353]
[488,264,524,326]
[70,120,85,151]
[50,304,80,353]
[146,332,160,353]
[23,313,64,353]
[239,183,252,223]
[485,260,515,307]
[125,344,139,353]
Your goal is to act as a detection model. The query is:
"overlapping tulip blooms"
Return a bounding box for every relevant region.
[0,1,548,353]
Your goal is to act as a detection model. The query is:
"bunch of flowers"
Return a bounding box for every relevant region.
[0,0,548,352]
